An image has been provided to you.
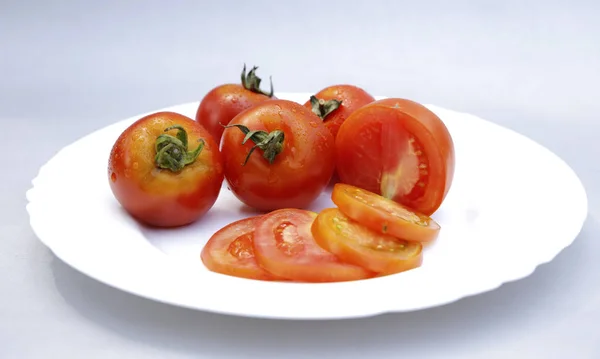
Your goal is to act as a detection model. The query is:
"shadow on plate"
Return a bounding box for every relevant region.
[50,215,598,357]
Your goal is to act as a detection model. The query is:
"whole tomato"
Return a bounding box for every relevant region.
[220,99,335,211]
[303,84,375,139]
[195,64,275,144]
[108,112,224,227]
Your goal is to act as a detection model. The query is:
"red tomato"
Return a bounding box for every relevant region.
[312,208,423,275]
[108,112,224,227]
[253,208,374,282]
[331,183,440,243]
[195,64,275,144]
[220,99,335,211]
[303,84,375,139]
[335,98,455,215]
[201,216,283,281]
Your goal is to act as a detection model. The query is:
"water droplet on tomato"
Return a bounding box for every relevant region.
[110,172,117,182]
[132,162,139,170]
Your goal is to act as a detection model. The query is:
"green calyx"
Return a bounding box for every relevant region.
[241,64,274,97]
[155,125,204,172]
[224,124,284,165]
[309,95,342,120]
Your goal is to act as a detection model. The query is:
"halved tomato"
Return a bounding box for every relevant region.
[200,216,282,281]
[253,208,373,282]
[335,98,455,215]
[332,183,440,243]
[312,208,423,275]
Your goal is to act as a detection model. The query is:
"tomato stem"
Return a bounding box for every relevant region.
[223,124,284,165]
[309,95,342,120]
[155,125,204,172]
[241,64,274,97]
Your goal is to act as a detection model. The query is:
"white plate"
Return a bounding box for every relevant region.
[26,93,588,320]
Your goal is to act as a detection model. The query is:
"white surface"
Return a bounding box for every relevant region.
[25,93,589,320]
[3,0,600,358]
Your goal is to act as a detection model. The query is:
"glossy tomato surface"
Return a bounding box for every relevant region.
[195,65,275,144]
[312,208,423,275]
[253,208,373,282]
[221,99,335,211]
[201,216,282,281]
[108,111,224,227]
[195,84,273,144]
[303,84,375,139]
[332,183,440,243]
[335,98,455,215]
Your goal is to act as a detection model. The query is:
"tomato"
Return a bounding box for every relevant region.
[201,216,283,281]
[335,98,455,215]
[303,84,375,139]
[108,111,224,227]
[312,208,423,275]
[253,208,374,282]
[195,64,275,144]
[332,183,440,243]
[221,99,335,211]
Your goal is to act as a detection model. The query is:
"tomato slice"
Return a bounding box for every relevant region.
[332,183,440,243]
[312,208,423,275]
[253,208,374,282]
[200,216,282,281]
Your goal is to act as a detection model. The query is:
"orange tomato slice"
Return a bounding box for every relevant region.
[312,208,423,275]
[332,183,440,243]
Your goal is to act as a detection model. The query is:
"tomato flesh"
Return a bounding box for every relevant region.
[335,98,455,215]
[312,208,423,275]
[332,183,440,243]
[201,216,282,281]
[253,208,374,282]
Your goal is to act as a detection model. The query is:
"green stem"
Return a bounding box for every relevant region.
[155,125,204,172]
[241,64,274,97]
[309,95,342,120]
[223,124,284,165]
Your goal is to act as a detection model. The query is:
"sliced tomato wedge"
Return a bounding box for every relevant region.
[200,216,282,281]
[312,208,423,275]
[253,208,374,282]
[332,183,440,243]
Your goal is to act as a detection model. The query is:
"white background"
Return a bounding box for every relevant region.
[2,1,599,358]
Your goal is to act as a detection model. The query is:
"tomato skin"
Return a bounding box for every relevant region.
[312,208,423,275]
[221,100,335,211]
[253,208,374,282]
[108,112,224,227]
[195,84,273,144]
[303,84,375,139]
[335,98,455,215]
[201,216,283,281]
[332,183,440,243]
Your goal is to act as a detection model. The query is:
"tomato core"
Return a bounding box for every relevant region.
[274,221,305,256]
[227,233,255,259]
